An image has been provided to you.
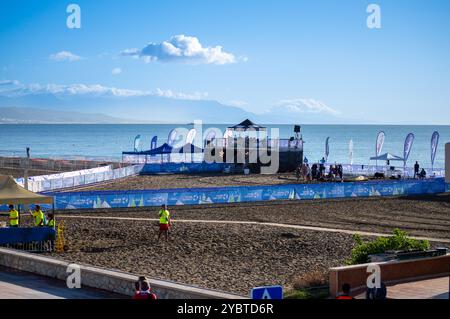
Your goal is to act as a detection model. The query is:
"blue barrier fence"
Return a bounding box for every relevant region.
[140,162,229,174]
[44,178,446,210]
[0,227,56,245]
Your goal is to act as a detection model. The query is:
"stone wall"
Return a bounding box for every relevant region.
[0,247,245,299]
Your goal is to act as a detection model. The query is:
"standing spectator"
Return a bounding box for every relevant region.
[8,204,19,227]
[414,161,420,178]
[29,205,45,227]
[158,204,171,242]
[46,213,55,229]
[320,157,326,165]
[336,283,354,300]
[366,282,387,300]
[338,164,344,182]
[295,165,301,181]
[311,163,318,180]
[304,156,309,164]
[319,163,326,179]
[301,163,308,181]
[133,276,157,300]
[306,164,312,181]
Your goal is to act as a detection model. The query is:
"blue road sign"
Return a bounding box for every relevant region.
[250,285,283,300]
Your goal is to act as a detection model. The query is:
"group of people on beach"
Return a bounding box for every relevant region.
[7,204,55,228]
[296,157,343,182]
[7,202,169,244]
[414,161,427,179]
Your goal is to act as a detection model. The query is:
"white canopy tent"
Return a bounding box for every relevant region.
[370,152,405,162]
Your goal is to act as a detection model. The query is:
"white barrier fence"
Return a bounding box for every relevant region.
[22,165,113,182]
[16,165,143,192]
[325,163,445,178]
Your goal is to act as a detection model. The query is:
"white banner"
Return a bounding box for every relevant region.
[376,131,385,156]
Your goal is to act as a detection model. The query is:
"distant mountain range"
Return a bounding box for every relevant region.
[0,88,348,124]
[0,106,134,124]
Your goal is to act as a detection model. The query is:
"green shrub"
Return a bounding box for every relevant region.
[347,229,430,265]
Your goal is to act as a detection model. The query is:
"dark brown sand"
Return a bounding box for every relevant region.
[57,193,450,240]
[2,193,448,296]
[49,218,356,295]
[67,173,301,191]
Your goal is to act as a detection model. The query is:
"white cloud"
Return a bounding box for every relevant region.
[275,98,340,115]
[35,83,148,97]
[0,79,19,86]
[153,88,209,100]
[227,100,248,107]
[111,67,122,75]
[49,51,82,62]
[0,81,148,97]
[120,35,236,65]
[0,80,210,101]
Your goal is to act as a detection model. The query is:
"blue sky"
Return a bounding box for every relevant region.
[1,0,449,124]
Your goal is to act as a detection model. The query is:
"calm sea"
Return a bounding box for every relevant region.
[0,124,448,168]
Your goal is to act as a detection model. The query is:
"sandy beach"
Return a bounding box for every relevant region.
[5,193,448,295]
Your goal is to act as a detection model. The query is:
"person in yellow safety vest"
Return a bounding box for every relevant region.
[29,205,45,227]
[157,204,171,242]
[8,204,19,227]
[46,213,55,229]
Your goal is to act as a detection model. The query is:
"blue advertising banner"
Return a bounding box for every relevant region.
[0,227,56,245]
[141,162,228,174]
[151,136,158,150]
[40,178,446,211]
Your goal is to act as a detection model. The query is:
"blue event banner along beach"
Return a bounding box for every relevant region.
[47,178,447,210]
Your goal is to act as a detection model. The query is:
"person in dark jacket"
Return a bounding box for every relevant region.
[414,161,420,178]
[366,282,387,300]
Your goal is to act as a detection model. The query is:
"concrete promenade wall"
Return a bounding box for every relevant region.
[329,254,450,298]
[0,247,245,299]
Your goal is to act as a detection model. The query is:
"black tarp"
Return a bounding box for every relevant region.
[227,119,266,131]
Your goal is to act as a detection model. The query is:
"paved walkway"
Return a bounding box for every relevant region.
[386,277,449,299]
[59,215,450,243]
[0,266,126,299]
[356,277,449,299]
